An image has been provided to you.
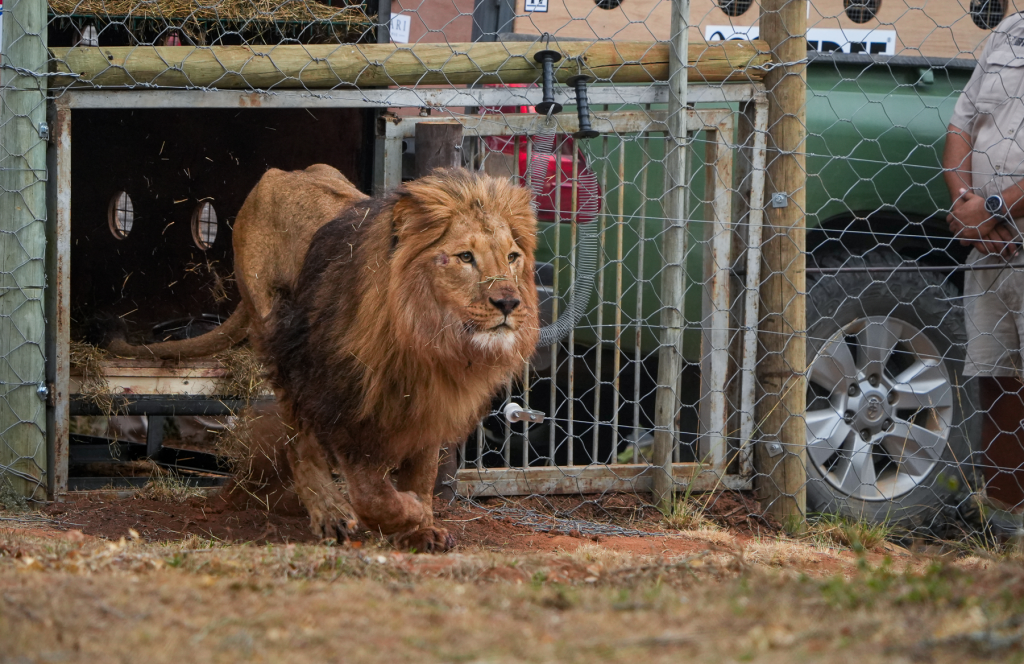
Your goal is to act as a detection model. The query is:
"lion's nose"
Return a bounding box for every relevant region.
[490,297,520,317]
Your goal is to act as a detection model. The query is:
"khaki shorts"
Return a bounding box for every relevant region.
[964,248,1024,377]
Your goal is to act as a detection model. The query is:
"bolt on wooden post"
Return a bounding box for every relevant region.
[755,0,808,533]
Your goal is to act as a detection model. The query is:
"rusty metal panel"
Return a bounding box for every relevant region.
[46,103,72,500]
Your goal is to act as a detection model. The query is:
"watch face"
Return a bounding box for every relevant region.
[987,195,1003,214]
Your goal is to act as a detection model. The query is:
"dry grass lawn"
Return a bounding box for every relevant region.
[1,498,1023,663]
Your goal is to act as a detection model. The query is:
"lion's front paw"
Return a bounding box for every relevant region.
[392,526,455,553]
[307,502,359,543]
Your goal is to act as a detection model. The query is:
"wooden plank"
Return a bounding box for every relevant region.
[754,0,808,533]
[68,359,245,397]
[456,463,750,497]
[49,40,770,89]
[71,359,225,372]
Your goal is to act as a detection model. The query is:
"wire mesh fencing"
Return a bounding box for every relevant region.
[3,0,1024,548]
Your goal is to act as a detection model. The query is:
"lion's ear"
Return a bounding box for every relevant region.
[506,187,539,255]
[390,189,449,250]
[389,194,418,242]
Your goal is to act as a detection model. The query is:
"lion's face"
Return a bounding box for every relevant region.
[390,171,540,363]
[431,212,534,356]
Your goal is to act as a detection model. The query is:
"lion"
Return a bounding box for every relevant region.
[263,168,539,551]
[110,165,539,551]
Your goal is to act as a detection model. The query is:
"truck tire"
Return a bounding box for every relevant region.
[805,249,979,530]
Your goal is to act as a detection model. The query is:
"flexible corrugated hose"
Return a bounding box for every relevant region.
[529,125,600,348]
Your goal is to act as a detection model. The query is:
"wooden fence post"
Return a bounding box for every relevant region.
[416,121,464,500]
[755,0,808,532]
[651,0,690,512]
[415,121,464,175]
[0,0,50,499]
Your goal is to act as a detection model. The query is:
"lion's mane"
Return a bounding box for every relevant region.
[264,170,539,467]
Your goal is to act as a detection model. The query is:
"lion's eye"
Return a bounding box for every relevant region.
[457,252,475,264]
[508,252,520,263]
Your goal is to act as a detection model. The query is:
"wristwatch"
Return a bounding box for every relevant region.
[986,194,1008,219]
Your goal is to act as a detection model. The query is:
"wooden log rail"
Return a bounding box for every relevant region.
[49,40,769,89]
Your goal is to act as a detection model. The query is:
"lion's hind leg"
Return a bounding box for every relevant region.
[287,431,358,542]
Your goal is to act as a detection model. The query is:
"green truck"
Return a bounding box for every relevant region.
[522,52,977,527]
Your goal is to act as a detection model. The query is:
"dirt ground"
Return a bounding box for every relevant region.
[2,491,1023,663]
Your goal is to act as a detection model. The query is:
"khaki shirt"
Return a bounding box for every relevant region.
[951,12,1024,209]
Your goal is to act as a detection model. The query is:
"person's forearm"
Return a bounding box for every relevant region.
[943,123,973,201]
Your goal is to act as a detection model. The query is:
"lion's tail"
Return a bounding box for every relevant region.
[106,306,252,360]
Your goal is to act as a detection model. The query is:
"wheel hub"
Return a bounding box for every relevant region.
[852,387,891,433]
[805,316,954,502]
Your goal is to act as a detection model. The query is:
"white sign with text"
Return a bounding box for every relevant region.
[390,13,411,44]
[525,0,549,13]
[705,25,896,56]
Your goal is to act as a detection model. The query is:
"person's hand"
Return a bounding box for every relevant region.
[947,189,1014,255]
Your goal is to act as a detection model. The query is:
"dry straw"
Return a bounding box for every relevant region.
[48,0,372,45]
[69,341,117,417]
[48,0,371,25]
[214,345,267,404]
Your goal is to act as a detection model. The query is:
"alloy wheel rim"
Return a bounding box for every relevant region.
[805,316,953,501]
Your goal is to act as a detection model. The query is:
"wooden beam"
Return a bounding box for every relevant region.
[755,0,808,533]
[455,463,750,498]
[49,40,770,90]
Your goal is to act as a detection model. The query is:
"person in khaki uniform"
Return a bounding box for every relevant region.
[945,7,1024,509]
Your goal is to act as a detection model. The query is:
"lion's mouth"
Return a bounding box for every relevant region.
[463,319,514,335]
[469,323,517,354]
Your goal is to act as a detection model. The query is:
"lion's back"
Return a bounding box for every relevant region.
[233,164,369,319]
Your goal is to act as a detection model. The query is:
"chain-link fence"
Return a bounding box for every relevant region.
[6,0,1024,545]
